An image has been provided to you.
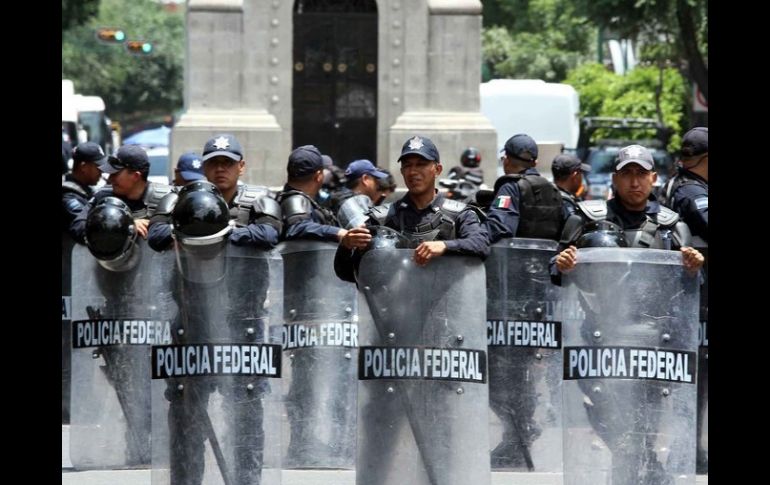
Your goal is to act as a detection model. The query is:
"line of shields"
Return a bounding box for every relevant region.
[64,235,705,484]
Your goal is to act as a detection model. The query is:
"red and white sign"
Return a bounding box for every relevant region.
[693,83,708,112]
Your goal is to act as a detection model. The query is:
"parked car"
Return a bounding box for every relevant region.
[145,145,170,186]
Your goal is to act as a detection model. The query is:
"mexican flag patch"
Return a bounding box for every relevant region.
[493,195,512,208]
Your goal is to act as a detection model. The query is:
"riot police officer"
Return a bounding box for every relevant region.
[147,134,281,252]
[553,144,703,281]
[551,153,591,221]
[155,179,281,485]
[276,145,350,243]
[485,134,562,244]
[334,134,489,283]
[334,159,390,229]
[660,127,708,243]
[69,144,173,244]
[660,127,708,473]
[62,142,105,230]
[551,144,704,485]
[62,141,106,422]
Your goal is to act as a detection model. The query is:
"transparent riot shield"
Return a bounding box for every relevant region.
[62,234,74,424]
[561,248,699,485]
[485,239,562,472]
[278,241,358,469]
[694,243,708,474]
[151,244,283,485]
[70,240,171,469]
[356,249,491,485]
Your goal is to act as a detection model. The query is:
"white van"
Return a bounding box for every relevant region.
[480,79,580,179]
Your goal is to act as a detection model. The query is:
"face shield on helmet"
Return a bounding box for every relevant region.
[85,196,141,272]
[575,221,628,249]
[171,180,233,284]
[461,147,481,168]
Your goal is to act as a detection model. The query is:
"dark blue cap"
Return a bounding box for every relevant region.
[681,127,708,157]
[287,145,324,178]
[176,152,205,181]
[202,134,243,163]
[504,134,538,161]
[398,135,440,162]
[552,153,591,176]
[345,159,388,181]
[72,142,107,164]
[101,145,150,174]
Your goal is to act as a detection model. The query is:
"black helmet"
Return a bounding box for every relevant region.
[85,196,136,261]
[461,147,481,168]
[575,221,628,248]
[172,180,230,239]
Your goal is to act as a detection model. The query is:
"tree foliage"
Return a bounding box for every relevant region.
[565,63,687,147]
[572,0,708,100]
[62,0,100,33]
[61,0,184,128]
[481,0,596,82]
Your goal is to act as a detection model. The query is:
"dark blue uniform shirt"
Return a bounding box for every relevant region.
[670,169,708,242]
[485,167,542,244]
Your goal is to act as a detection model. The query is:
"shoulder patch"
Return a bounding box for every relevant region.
[694,196,708,210]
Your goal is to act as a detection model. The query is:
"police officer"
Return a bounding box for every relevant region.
[553,144,704,281]
[172,151,205,186]
[376,168,398,204]
[62,141,106,424]
[147,135,281,485]
[486,134,562,243]
[319,153,348,208]
[147,134,281,252]
[551,144,704,485]
[551,153,591,221]
[69,144,173,244]
[333,159,390,228]
[660,127,708,243]
[659,127,708,473]
[276,145,350,243]
[62,142,105,231]
[334,135,489,282]
[484,134,562,468]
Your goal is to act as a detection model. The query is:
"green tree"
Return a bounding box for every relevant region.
[565,63,687,148]
[61,0,184,128]
[481,0,596,82]
[62,0,100,33]
[573,0,708,101]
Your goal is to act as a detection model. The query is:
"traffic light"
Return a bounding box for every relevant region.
[95,27,125,43]
[125,41,153,55]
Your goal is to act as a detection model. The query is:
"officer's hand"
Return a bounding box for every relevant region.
[134,218,149,239]
[413,241,447,266]
[681,246,704,274]
[341,227,372,250]
[556,246,577,273]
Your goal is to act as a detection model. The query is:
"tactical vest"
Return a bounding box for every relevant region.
[494,173,562,240]
[231,184,273,226]
[136,182,174,219]
[576,200,682,249]
[370,196,479,246]
[659,172,706,208]
[277,189,338,226]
